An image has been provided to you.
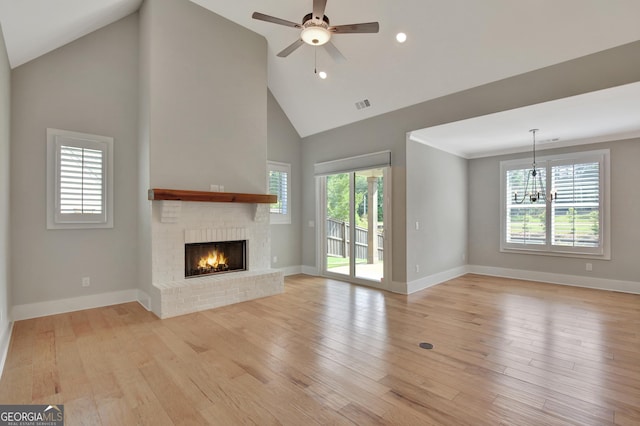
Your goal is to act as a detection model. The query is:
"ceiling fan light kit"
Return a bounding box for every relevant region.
[301,25,331,46]
[252,0,379,60]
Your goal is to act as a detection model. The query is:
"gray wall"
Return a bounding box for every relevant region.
[301,40,640,285]
[10,15,139,305]
[137,0,269,300]
[0,25,11,331]
[469,138,640,282]
[301,115,408,282]
[267,90,302,270]
[144,0,267,193]
[137,2,152,303]
[406,141,467,281]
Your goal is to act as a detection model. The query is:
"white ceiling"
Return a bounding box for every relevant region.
[411,81,640,159]
[1,0,640,145]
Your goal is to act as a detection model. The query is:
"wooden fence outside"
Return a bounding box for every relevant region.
[326,218,384,261]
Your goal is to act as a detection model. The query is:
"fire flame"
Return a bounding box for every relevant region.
[197,250,228,269]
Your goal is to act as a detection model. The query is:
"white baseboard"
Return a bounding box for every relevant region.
[137,289,152,311]
[277,265,304,276]
[467,265,640,294]
[0,320,13,379]
[11,289,144,321]
[301,265,319,276]
[283,264,639,296]
[406,266,468,294]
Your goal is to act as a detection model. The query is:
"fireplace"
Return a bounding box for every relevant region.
[185,240,246,278]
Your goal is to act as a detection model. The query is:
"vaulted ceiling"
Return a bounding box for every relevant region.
[1,0,639,144]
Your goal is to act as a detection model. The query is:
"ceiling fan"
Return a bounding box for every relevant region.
[252,0,379,62]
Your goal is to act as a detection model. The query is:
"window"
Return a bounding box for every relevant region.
[267,161,291,224]
[500,149,609,258]
[47,128,114,229]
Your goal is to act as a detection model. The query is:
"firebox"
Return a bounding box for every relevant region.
[185,240,246,278]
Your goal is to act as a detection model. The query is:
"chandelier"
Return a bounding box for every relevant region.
[513,129,557,204]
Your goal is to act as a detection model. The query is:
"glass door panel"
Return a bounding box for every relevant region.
[323,169,385,284]
[355,170,384,282]
[325,173,351,276]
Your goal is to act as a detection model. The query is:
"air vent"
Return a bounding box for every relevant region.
[355,99,371,110]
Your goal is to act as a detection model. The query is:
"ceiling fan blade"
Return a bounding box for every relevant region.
[313,0,328,19]
[323,41,346,63]
[277,39,305,57]
[252,12,301,29]
[330,22,379,34]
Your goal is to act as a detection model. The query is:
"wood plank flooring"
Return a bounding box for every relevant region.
[1,274,639,425]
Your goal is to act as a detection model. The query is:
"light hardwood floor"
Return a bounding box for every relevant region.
[1,274,639,425]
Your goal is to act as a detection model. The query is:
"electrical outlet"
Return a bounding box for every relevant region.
[272,256,278,263]
[415,264,420,273]
[586,263,593,272]
[82,276,91,287]
[415,221,420,230]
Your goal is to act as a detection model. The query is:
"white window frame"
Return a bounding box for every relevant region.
[267,161,291,225]
[500,149,610,259]
[47,128,114,229]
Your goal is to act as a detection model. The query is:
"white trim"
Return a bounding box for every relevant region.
[406,266,468,294]
[11,289,147,321]
[314,150,391,176]
[500,149,610,258]
[267,161,292,225]
[46,128,114,229]
[299,263,639,296]
[389,280,408,294]
[382,166,393,291]
[301,265,319,276]
[315,176,324,277]
[137,289,152,311]
[409,133,469,159]
[316,166,392,291]
[467,265,640,294]
[277,265,304,276]
[0,320,13,379]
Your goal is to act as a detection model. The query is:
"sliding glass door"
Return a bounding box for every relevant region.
[320,167,389,288]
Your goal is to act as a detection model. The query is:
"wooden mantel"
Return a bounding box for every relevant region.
[148,188,276,204]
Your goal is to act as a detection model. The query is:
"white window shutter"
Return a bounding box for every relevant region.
[47,128,114,229]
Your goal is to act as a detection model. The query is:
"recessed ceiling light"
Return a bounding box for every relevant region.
[396,32,407,43]
[318,71,327,79]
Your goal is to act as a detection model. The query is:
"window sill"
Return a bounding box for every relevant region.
[500,247,611,260]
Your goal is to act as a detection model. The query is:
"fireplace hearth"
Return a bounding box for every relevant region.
[185,240,246,278]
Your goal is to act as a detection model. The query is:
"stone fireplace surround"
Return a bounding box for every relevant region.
[148,197,283,318]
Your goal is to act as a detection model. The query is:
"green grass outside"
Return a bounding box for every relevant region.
[326,256,368,268]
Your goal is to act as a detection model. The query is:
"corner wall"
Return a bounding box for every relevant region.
[468,138,640,285]
[406,140,467,290]
[0,23,12,364]
[9,15,140,309]
[301,40,640,288]
[267,90,302,273]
